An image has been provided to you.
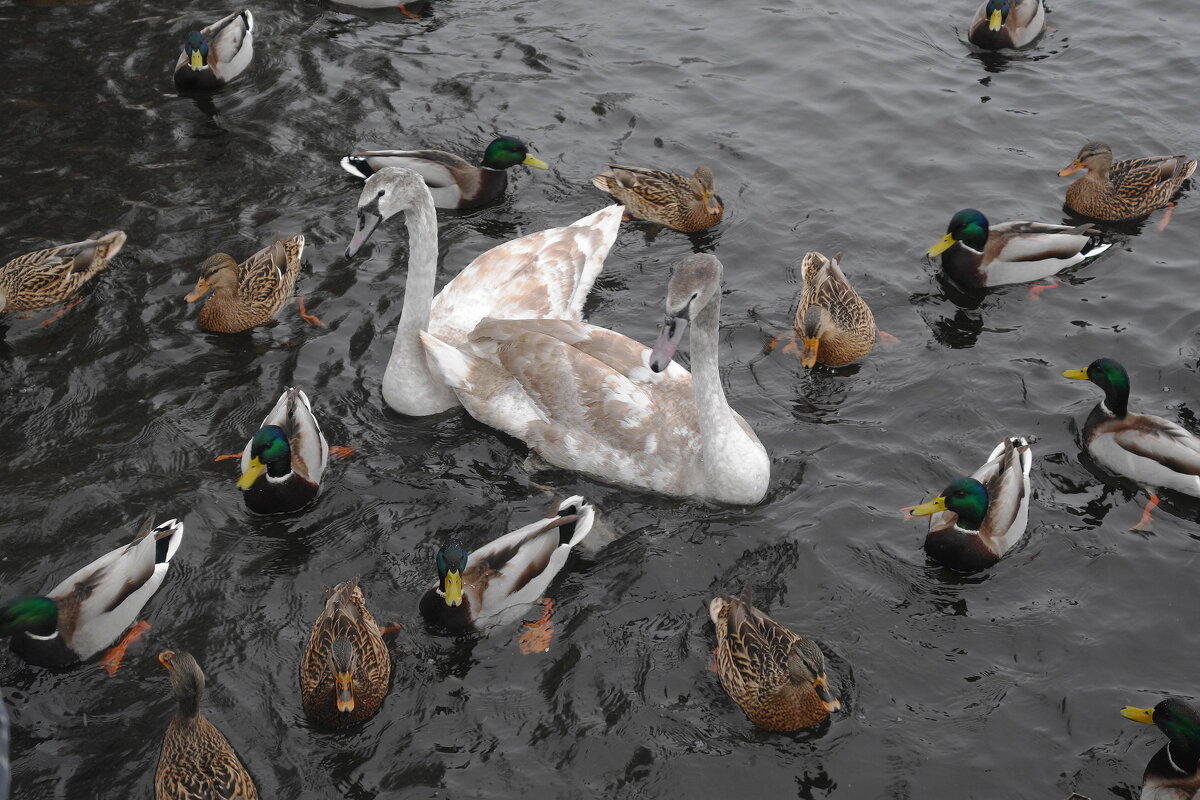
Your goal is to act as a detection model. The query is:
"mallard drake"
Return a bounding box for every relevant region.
[185,234,319,333]
[0,517,183,669]
[927,209,1111,290]
[591,164,723,232]
[968,0,1045,49]
[903,437,1032,573]
[235,387,328,514]
[420,496,595,632]
[792,251,876,368]
[300,578,391,728]
[1062,358,1200,529]
[709,593,841,731]
[156,650,259,800]
[345,167,622,416]
[420,254,771,505]
[340,137,549,210]
[0,230,126,319]
[1121,699,1200,800]
[1058,142,1197,222]
[173,10,254,92]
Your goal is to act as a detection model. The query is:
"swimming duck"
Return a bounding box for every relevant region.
[1062,358,1200,529]
[968,0,1045,49]
[420,496,595,632]
[185,234,319,333]
[904,437,1032,573]
[591,164,723,232]
[173,10,254,92]
[420,254,771,505]
[927,209,1111,290]
[0,230,126,321]
[0,517,183,670]
[345,167,622,417]
[1058,142,1197,222]
[235,387,328,514]
[155,650,259,800]
[1120,698,1200,800]
[792,251,876,368]
[340,137,549,210]
[709,593,841,731]
[300,578,391,728]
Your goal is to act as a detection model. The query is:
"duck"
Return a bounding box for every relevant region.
[791,251,876,368]
[173,10,254,92]
[344,166,622,417]
[234,387,328,515]
[1058,142,1197,222]
[155,650,259,800]
[709,593,841,731]
[300,578,391,728]
[340,136,549,210]
[1120,699,1200,800]
[591,164,723,232]
[419,253,771,505]
[0,230,126,320]
[184,234,320,333]
[0,517,183,670]
[420,496,595,632]
[968,0,1045,50]
[1062,358,1200,529]
[903,437,1032,573]
[927,209,1111,290]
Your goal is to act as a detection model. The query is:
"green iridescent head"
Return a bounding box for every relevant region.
[908,477,989,532]
[237,425,293,490]
[928,209,990,256]
[0,596,59,637]
[1062,357,1130,418]
[481,137,549,171]
[1121,699,1200,768]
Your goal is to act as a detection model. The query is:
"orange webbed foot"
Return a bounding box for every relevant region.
[1129,494,1160,532]
[328,445,356,459]
[100,620,152,676]
[1156,203,1177,233]
[708,645,720,674]
[1028,277,1060,300]
[877,330,900,344]
[397,3,420,17]
[297,294,325,327]
[379,622,404,636]
[213,452,242,462]
[518,598,555,654]
[40,296,84,328]
[767,331,801,356]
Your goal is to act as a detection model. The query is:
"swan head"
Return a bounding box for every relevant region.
[346,167,431,258]
[649,253,723,373]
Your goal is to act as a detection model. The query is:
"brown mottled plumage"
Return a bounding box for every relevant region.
[300,578,391,728]
[0,230,125,315]
[591,164,723,232]
[155,650,259,800]
[793,251,876,368]
[1058,142,1196,221]
[709,594,841,731]
[185,234,304,333]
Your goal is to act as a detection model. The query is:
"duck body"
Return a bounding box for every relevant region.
[1121,699,1200,800]
[0,517,183,667]
[591,164,723,232]
[0,230,126,315]
[420,254,770,505]
[173,10,254,92]
[1058,142,1197,221]
[793,251,876,368]
[968,0,1044,49]
[185,234,304,333]
[420,496,595,632]
[236,387,328,514]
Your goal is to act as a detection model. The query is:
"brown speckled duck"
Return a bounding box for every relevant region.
[0,230,126,320]
[792,251,876,368]
[1058,142,1196,221]
[591,164,722,232]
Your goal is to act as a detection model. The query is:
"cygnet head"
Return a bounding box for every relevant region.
[345,167,432,259]
[648,253,723,372]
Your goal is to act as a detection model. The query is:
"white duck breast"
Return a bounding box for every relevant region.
[241,387,329,482]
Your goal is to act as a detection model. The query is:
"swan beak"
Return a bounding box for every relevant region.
[184,278,212,303]
[927,233,956,257]
[703,190,721,215]
[237,457,266,491]
[1061,367,1090,380]
[649,316,688,373]
[346,209,382,259]
[906,496,947,518]
[443,569,463,607]
[814,675,841,713]
[800,336,820,369]
[523,153,549,170]
[335,671,355,713]
[988,8,1003,30]
[1058,160,1085,177]
[157,650,176,670]
[1120,706,1155,724]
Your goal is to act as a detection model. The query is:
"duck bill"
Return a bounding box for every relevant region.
[703,190,721,215]
[346,209,382,259]
[184,279,212,303]
[1120,706,1154,724]
[1061,367,1090,380]
[237,457,266,491]
[927,233,956,257]
[443,569,463,607]
[905,496,947,519]
[523,153,549,170]
[335,672,355,713]
[1057,160,1085,177]
[800,337,820,369]
[988,8,1003,30]
[649,316,688,373]
[188,49,205,69]
[814,675,841,713]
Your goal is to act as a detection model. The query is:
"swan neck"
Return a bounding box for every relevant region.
[689,294,735,434]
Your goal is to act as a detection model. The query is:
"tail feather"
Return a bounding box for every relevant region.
[341,156,374,180]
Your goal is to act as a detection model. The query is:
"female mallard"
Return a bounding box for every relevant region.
[591,164,722,232]
[340,136,549,210]
[156,650,259,800]
[235,387,328,514]
[420,496,595,632]
[709,593,841,731]
[1058,142,1196,222]
[927,209,1111,290]
[0,230,126,322]
[185,234,320,333]
[1120,699,1200,800]
[791,251,876,368]
[300,578,391,728]
[968,0,1045,50]
[1062,358,1200,529]
[173,10,254,92]
[903,437,1032,573]
[0,517,183,672]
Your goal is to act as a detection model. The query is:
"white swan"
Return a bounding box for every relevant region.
[419,254,771,505]
[346,167,623,416]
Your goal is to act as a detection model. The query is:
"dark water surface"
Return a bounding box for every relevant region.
[3,0,1200,797]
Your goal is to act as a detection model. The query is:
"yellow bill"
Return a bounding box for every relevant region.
[988,8,1003,31]
[801,337,821,369]
[1120,706,1154,724]
[906,496,947,518]
[237,457,266,491]
[523,153,549,170]
[189,50,205,69]
[1061,367,1089,380]
[927,233,957,257]
[443,569,463,607]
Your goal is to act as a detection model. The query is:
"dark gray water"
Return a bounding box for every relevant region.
[2,0,1200,797]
